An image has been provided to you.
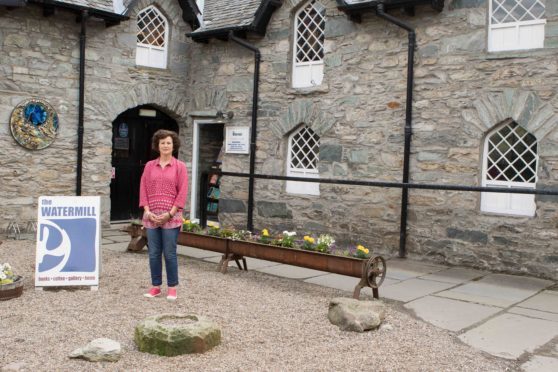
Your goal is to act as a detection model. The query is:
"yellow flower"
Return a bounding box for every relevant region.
[364,248,369,254]
[304,236,315,244]
[357,244,366,251]
[262,229,269,237]
[183,219,190,224]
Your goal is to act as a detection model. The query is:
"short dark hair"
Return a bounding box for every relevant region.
[152,129,180,154]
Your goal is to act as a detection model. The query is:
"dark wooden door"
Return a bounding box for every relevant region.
[110,107,178,221]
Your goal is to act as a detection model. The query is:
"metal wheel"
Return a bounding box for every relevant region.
[365,256,386,288]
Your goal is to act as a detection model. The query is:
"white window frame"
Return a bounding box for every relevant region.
[286,126,320,196]
[481,121,538,216]
[292,0,326,88]
[488,0,546,52]
[136,5,169,69]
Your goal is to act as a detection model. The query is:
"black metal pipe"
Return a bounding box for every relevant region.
[229,32,260,232]
[376,4,415,258]
[216,171,558,195]
[76,10,87,196]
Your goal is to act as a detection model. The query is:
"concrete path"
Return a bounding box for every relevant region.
[104,226,558,371]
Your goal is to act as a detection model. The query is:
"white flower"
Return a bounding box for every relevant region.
[317,234,335,247]
[0,272,6,280]
[3,263,11,271]
[282,231,296,237]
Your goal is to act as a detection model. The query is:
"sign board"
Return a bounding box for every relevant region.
[35,196,101,287]
[114,137,129,150]
[225,126,250,154]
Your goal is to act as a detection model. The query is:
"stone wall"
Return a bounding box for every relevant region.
[0,1,193,227]
[186,1,558,279]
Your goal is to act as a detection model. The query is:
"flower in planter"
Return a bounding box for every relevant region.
[301,235,315,251]
[258,229,272,244]
[0,263,15,285]
[231,230,251,241]
[274,231,296,248]
[182,219,202,233]
[206,225,221,237]
[315,234,335,253]
[354,244,370,259]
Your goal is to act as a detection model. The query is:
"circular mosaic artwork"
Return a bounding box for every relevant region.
[10,99,59,150]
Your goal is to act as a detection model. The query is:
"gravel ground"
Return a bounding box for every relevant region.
[0,239,517,371]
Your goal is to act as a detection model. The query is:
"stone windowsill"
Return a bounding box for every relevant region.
[482,47,557,60]
[286,83,330,96]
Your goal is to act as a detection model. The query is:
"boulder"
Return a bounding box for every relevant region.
[69,338,122,362]
[135,314,221,356]
[328,297,386,332]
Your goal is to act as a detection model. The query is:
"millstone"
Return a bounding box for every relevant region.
[134,314,221,356]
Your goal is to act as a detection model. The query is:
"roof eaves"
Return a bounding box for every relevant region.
[27,0,128,25]
[187,0,283,43]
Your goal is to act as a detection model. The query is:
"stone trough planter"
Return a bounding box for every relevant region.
[0,276,24,301]
[123,224,386,299]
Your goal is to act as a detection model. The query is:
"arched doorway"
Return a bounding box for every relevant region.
[110,105,178,221]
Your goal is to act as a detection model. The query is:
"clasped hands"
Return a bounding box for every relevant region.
[145,211,172,226]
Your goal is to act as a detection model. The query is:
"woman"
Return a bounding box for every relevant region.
[139,129,188,301]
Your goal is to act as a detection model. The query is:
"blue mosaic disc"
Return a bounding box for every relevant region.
[10,99,59,150]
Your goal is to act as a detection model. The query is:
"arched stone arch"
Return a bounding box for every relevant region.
[462,89,558,142]
[99,84,189,128]
[271,100,336,139]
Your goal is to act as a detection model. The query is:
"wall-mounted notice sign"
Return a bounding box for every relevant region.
[35,196,101,288]
[225,126,250,154]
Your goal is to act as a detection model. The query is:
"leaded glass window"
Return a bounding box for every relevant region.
[287,126,320,195]
[136,6,169,69]
[292,1,326,88]
[481,121,538,216]
[488,0,546,52]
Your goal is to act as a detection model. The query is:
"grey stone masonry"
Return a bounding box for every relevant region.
[186,1,558,280]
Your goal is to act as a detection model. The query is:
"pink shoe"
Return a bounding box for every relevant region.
[167,287,177,301]
[144,287,161,298]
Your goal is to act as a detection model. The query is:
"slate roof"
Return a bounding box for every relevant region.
[54,0,116,13]
[196,0,262,33]
[188,0,282,40]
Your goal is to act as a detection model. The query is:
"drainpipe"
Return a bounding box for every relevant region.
[228,32,260,232]
[376,4,415,258]
[76,9,88,196]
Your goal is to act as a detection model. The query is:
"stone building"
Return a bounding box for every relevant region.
[1,0,557,279]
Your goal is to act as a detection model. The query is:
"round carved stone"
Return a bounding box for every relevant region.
[134,314,221,356]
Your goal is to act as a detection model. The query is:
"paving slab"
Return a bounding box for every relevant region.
[103,234,132,243]
[177,246,222,259]
[521,356,558,372]
[516,291,558,314]
[255,264,328,279]
[419,267,486,284]
[405,295,502,331]
[102,242,129,253]
[103,230,126,237]
[380,278,456,302]
[459,313,558,359]
[304,273,399,293]
[385,258,447,280]
[508,307,558,323]
[436,274,553,308]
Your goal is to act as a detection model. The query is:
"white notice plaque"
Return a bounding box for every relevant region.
[225,126,250,154]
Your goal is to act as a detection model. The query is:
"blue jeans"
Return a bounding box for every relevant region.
[146,227,180,287]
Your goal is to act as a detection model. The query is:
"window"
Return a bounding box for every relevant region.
[287,126,320,195]
[488,0,546,52]
[481,121,538,216]
[292,0,326,88]
[136,6,169,69]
